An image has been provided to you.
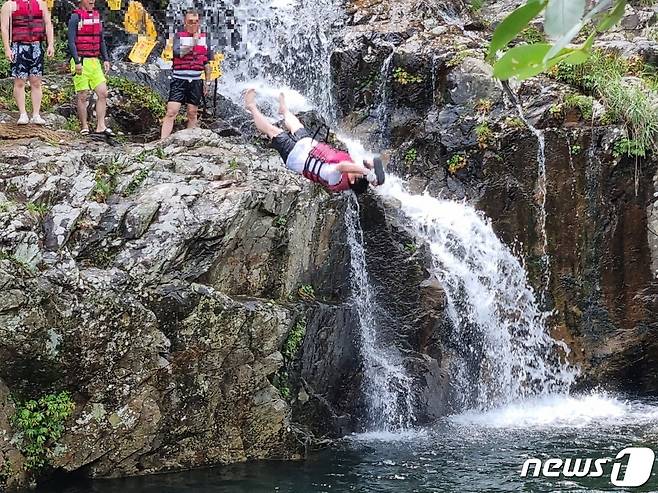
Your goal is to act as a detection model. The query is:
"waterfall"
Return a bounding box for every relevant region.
[375,47,395,146]
[377,177,578,411]
[515,105,551,299]
[345,194,416,431]
[179,0,342,116]
[174,0,576,421]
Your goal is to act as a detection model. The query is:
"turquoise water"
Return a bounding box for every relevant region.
[45,394,658,493]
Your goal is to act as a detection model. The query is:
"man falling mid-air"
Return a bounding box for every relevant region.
[245,88,385,194]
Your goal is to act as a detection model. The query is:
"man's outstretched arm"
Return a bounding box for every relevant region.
[336,160,370,175]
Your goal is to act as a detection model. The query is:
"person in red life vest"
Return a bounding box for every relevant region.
[244,89,385,193]
[160,9,213,140]
[0,0,54,125]
[67,0,113,136]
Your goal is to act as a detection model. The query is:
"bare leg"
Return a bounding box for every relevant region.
[186,104,198,128]
[94,83,108,132]
[244,88,283,139]
[14,79,27,115]
[76,90,90,131]
[28,76,42,116]
[278,92,303,134]
[161,101,181,139]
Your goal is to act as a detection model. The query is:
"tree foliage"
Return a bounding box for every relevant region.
[489,0,627,80]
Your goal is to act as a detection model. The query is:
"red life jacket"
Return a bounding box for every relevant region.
[11,0,45,43]
[172,31,208,73]
[74,9,101,58]
[303,142,353,193]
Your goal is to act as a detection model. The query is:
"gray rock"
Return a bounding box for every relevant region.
[447,57,502,107]
[44,204,83,250]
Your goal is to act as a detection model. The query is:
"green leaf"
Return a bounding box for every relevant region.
[544,19,584,61]
[544,0,586,39]
[493,43,553,80]
[597,0,626,32]
[559,48,590,65]
[488,0,548,60]
[583,31,596,52]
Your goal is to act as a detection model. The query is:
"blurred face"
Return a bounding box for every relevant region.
[80,0,94,10]
[184,14,200,34]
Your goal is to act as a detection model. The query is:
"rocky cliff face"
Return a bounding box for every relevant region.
[333,0,658,393]
[0,129,356,488]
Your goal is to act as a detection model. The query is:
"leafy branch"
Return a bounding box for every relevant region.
[489,0,627,80]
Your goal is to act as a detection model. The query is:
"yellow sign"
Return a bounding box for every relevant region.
[46,0,54,10]
[161,38,173,61]
[145,16,156,39]
[128,36,157,64]
[201,53,224,81]
[124,1,143,34]
[124,1,157,41]
[108,0,121,10]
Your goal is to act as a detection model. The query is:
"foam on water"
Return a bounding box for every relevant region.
[451,393,658,429]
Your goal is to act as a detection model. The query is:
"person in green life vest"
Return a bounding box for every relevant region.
[67,0,114,136]
[160,8,213,140]
[0,0,55,124]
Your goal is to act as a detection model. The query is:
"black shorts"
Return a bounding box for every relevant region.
[168,78,203,106]
[11,42,44,79]
[271,128,311,163]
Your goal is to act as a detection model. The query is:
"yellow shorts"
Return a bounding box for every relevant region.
[71,58,106,92]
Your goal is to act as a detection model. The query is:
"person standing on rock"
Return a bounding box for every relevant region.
[67,0,113,136]
[244,89,385,193]
[0,0,54,125]
[160,8,213,140]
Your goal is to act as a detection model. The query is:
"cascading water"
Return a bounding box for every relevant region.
[345,194,416,431]
[515,105,551,299]
[172,0,572,423]
[375,47,395,146]
[376,177,578,411]
[193,0,341,116]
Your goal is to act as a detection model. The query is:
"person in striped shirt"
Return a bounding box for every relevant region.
[160,8,212,140]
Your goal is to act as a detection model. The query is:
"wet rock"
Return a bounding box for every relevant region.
[447,57,502,107]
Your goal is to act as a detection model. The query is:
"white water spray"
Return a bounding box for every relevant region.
[206,0,342,116]
[377,177,578,411]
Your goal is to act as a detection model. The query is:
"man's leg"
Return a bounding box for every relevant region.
[161,101,181,139]
[94,83,109,132]
[13,78,27,120]
[186,104,198,128]
[278,92,303,134]
[244,88,284,139]
[29,76,42,118]
[76,90,90,132]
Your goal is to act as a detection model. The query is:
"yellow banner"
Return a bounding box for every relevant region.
[124,1,143,34]
[108,0,121,10]
[128,36,157,64]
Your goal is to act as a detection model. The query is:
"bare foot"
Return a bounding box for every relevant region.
[244,88,257,111]
[278,92,288,115]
